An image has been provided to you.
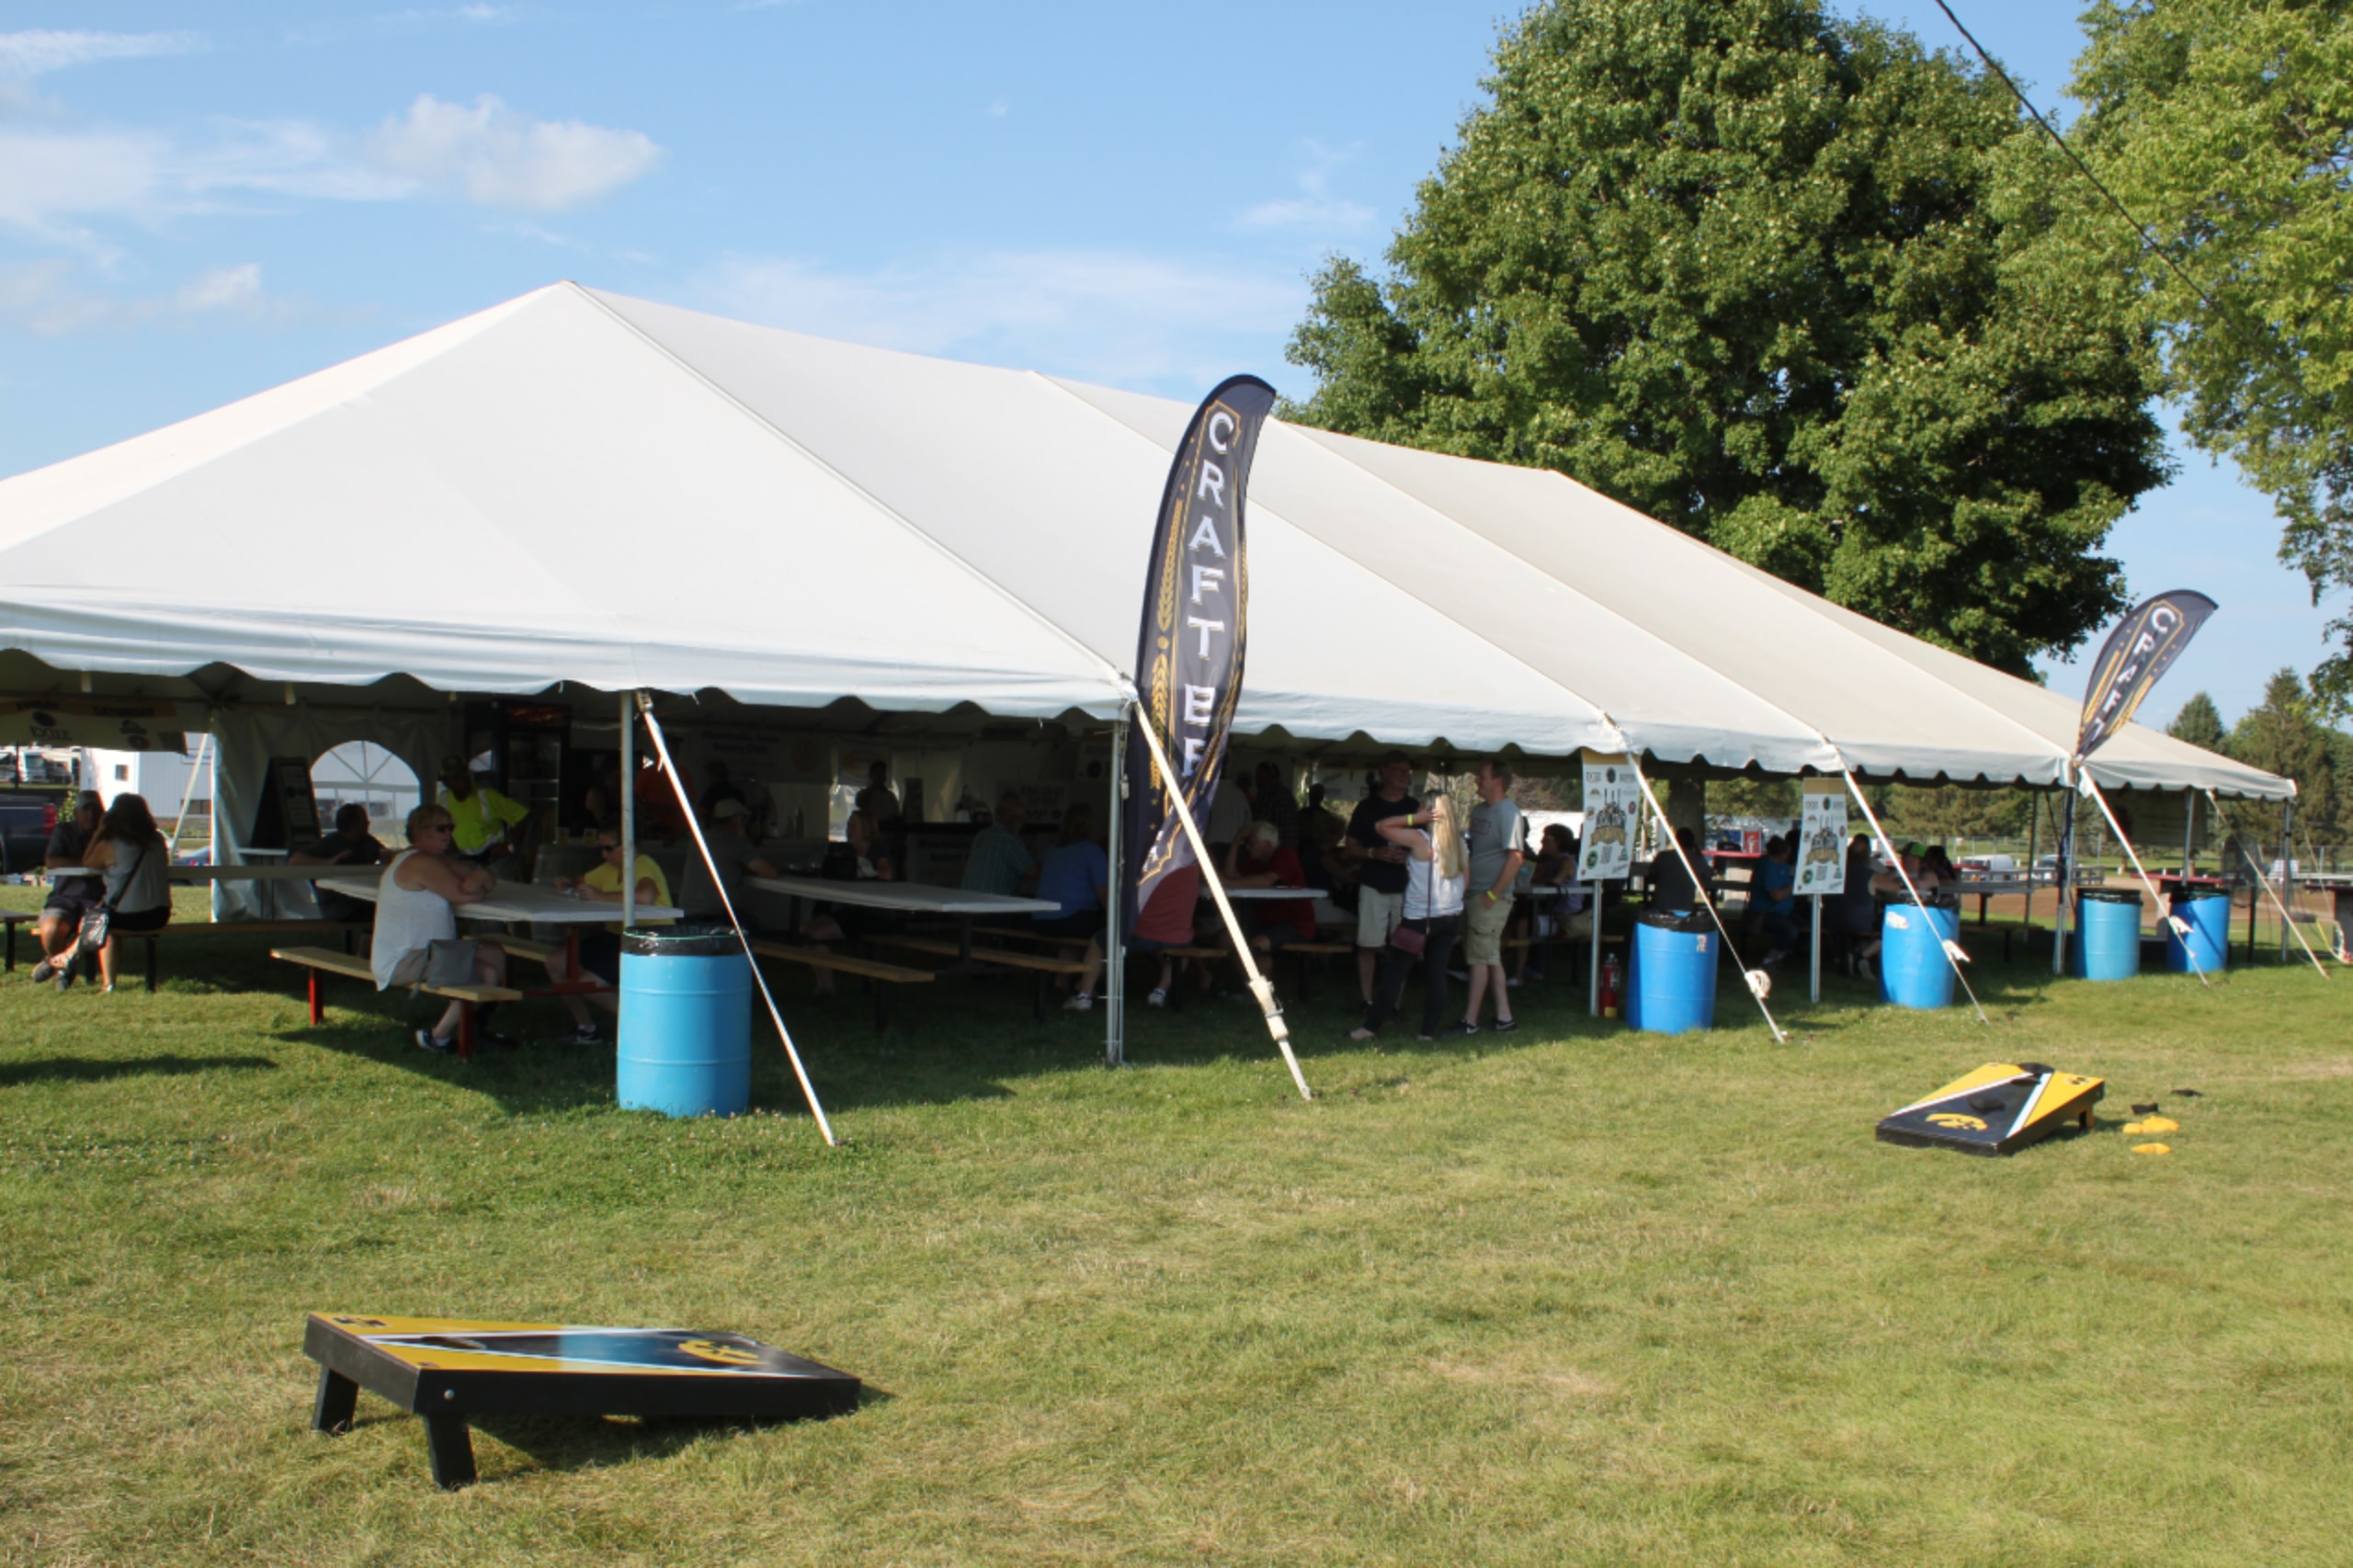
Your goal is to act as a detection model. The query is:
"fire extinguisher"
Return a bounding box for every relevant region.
[1599,950,1621,1018]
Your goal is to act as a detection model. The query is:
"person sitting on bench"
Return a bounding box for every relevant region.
[30,790,106,985]
[1031,802,1109,1010]
[66,792,174,994]
[549,827,674,1044]
[373,804,510,1054]
[291,802,389,924]
[1225,820,1313,989]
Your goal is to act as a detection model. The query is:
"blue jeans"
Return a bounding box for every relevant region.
[1365,914,1461,1037]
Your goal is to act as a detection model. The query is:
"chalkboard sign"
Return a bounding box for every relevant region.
[248,755,322,849]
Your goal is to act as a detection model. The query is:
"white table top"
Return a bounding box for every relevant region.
[316,873,683,925]
[748,873,1060,916]
[50,861,355,883]
[1214,884,1319,901]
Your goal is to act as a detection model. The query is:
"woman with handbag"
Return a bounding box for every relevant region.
[1349,795,1467,1041]
[71,793,173,994]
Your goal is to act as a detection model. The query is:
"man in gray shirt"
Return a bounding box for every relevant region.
[680,798,783,926]
[1459,757,1527,1033]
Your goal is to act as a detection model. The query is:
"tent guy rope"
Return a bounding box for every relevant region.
[1622,753,1787,1043]
[639,696,840,1145]
[2204,788,2332,979]
[1837,769,1994,1027]
[1130,703,1313,1101]
[2081,777,2211,989]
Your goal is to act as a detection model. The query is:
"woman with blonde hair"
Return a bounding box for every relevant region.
[1350,793,1467,1041]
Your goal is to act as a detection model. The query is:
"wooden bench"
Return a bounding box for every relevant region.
[872,935,1092,1018]
[6,915,372,992]
[747,938,933,1031]
[272,947,521,1061]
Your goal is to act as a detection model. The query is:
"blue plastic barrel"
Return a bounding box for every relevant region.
[1878,900,1960,1009]
[1626,910,1718,1035]
[2164,890,2230,974]
[617,925,751,1117]
[2074,889,2143,982]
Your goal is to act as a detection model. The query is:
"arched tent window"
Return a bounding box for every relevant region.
[312,743,421,845]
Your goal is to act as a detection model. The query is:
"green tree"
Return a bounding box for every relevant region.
[2073,0,2353,708]
[1284,0,2168,675]
[2229,667,2340,840]
[2166,689,2228,751]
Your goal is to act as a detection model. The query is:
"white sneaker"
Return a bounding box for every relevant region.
[1063,992,1094,1011]
[1146,988,1167,1008]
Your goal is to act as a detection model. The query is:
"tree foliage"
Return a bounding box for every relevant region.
[1284,0,2168,675]
[2165,689,2229,751]
[2228,667,2344,838]
[2073,0,2353,709]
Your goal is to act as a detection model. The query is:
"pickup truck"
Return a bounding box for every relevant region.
[0,790,64,876]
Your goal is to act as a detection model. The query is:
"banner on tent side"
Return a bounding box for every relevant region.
[0,699,188,751]
[2075,591,2218,761]
[1124,374,1275,928]
[1796,780,1847,897]
[1579,751,1639,881]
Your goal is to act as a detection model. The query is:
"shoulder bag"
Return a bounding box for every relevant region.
[75,842,145,956]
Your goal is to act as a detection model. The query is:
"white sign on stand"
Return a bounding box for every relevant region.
[1796,785,1847,897]
[1580,753,1640,881]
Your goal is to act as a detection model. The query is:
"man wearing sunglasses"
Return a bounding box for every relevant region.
[372,804,511,1053]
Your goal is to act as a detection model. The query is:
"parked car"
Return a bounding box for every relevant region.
[1959,854,2018,876]
[0,790,63,876]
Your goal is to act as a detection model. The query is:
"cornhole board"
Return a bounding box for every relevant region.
[304,1312,861,1488]
[1875,1062,2105,1157]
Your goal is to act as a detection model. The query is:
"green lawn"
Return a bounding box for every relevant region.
[2,896,2348,1565]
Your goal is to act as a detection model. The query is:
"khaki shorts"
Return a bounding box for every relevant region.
[1356,887,1405,948]
[1463,892,1515,964]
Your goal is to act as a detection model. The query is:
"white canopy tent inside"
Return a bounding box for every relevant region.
[0,280,2289,807]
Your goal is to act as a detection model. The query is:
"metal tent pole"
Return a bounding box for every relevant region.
[2022,795,2040,928]
[620,690,635,931]
[2054,790,2076,976]
[1105,717,1126,1067]
[2280,799,2295,960]
[1809,892,1823,1004]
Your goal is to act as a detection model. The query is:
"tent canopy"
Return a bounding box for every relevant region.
[0,281,2291,799]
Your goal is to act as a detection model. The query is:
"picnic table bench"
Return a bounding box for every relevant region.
[870,934,1091,1018]
[746,938,933,1031]
[271,947,521,1061]
[7,911,373,991]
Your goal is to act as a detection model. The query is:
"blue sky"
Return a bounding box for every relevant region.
[0,1,2325,728]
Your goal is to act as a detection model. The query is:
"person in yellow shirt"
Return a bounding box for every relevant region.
[438,755,532,870]
[547,828,672,1044]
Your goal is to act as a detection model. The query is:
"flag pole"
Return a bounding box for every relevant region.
[1131,707,1312,1100]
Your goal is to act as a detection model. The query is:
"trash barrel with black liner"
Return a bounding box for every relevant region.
[1879,898,1961,1010]
[1625,909,1718,1036]
[617,925,751,1118]
[2165,889,2231,974]
[2073,888,2144,982]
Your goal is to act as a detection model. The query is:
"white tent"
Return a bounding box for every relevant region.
[0,281,2290,801]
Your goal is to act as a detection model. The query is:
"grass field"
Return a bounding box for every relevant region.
[3,892,2348,1565]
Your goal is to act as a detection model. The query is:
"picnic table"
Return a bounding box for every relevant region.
[1949,877,2032,924]
[314,873,683,985]
[747,875,1058,964]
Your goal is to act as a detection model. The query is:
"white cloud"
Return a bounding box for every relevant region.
[1233,141,1373,233]
[0,258,293,335]
[0,95,659,240]
[366,94,664,211]
[696,248,1305,392]
[0,29,204,78]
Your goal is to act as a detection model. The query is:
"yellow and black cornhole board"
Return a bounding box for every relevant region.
[1876,1062,2104,1157]
[304,1313,860,1488]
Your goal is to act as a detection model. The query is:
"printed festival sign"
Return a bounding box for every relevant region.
[1796,782,1847,897]
[1580,752,1639,881]
[1125,374,1276,927]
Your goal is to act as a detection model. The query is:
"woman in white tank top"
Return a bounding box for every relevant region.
[372,805,511,1054]
[1352,796,1467,1041]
